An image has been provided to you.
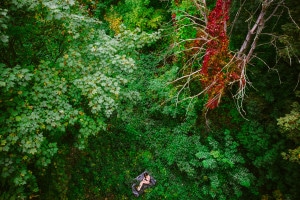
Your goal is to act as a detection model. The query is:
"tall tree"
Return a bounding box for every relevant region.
[164,0,296,113]
[0,0,159,198]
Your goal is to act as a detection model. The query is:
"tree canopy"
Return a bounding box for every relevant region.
[1,0,300,199]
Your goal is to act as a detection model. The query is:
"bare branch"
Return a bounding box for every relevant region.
[229,0,247,37]
[282,3,300,30]
[237,0,270,59]
[294,73,300,91]
[192,0,208,24]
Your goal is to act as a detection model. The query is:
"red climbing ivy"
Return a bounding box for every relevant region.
[170,0,245,109]
[200,0,241,109]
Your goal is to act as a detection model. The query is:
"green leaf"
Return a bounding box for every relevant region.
[15,116,21,122]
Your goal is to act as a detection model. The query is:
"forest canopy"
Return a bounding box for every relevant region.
[1,0,300,199]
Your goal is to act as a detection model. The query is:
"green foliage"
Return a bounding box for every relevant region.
[0,0,160,198]
[142,126,255,199]
[1,0,300,199]
[53,121,148,199]
[277,92,300,164]
[0,8,9,44]
[169,0,201,55]
[120,0,166,30]
[276,0,300,63]
[103,0,167,33]
[277,101,300,141]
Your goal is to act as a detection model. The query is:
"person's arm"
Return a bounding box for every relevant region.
[145,176,151,184]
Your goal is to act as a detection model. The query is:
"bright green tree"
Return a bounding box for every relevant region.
[0,0,159,198]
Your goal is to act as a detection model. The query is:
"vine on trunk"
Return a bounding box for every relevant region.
[200,0,242,109]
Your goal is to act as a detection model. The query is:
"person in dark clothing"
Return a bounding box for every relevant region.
[137,172,151,191]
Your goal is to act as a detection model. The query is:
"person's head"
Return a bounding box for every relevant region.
[144,172,148,177]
